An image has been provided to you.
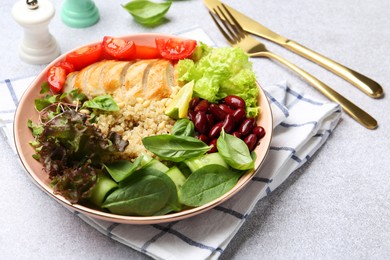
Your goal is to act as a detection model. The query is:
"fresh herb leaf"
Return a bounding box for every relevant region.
[217,130,254,170]
[29,140,40,147]
[142,134,210,162]
[171,119,195,136]
[60,92,68,100]
[34,94,58,111]
[102,168,180,216]
[40,82,50,94]
[69,89,87,102]
[27,119,44,137]
[83,95,119,111]
[104,156,143,182]
[178,164,242,207]
[88,111,97,123]
[122,0,172,26]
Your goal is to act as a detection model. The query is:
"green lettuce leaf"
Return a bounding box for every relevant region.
[176,46,259,116]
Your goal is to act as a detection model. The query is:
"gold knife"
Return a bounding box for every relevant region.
[204,0,384,98]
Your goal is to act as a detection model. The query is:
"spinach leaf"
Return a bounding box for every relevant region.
[178,164,242,207]
[83,95,119,111]
[103,156,143,182]
[122,0,172,27]
[171,118,195,136]
[102,168,180,216]
[142,134,210,162]
[217,130,254,170]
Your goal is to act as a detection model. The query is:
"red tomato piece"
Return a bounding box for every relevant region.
[46,61,75,92]
[134,45,161,59]
[155,38,197,60]
[102,36,136,60]
[47,65,67,92]
[65,44,102,71]
[57,61,75,74]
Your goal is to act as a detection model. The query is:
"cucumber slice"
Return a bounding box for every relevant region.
[184,152,228,173]
[165,166,187,190]
[141,153,169,173]
[89,173,118,207]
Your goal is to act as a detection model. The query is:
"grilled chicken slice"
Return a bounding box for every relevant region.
[63,59,178,102]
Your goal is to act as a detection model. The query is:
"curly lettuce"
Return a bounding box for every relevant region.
[176,44,259,117]
[29,87,129,204]
[34,110,128,203]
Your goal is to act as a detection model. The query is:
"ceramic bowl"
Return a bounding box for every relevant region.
[13,33,273,224]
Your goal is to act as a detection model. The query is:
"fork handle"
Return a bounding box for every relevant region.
[284,40,383,98]
[250,51,378,129]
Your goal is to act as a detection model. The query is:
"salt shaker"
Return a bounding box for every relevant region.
[12,0,61,65]
[61,0,100,28]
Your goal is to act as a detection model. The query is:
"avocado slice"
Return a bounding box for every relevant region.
[165,80,194,119]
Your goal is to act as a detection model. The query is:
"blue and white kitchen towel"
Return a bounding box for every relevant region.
[0,28,341,260]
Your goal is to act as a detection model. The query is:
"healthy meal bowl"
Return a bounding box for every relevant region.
[14,33,273,224]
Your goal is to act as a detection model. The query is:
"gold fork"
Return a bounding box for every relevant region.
[210,4,378,130]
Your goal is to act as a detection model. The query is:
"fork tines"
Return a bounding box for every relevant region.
[209,4,247,45]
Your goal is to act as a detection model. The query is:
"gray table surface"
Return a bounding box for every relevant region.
[1,0,389,259]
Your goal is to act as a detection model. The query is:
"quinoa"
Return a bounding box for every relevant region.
[95,92,179,161]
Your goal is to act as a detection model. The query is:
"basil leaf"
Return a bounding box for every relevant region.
[83,95,119,111]
[102,168,180,216]
[40,82,50,94]
[122,0,172,26]
[171,119,195,136]
[217,130,254,170]
[142,134,210,162]
[178,164,242,207]
[103,156,143,182]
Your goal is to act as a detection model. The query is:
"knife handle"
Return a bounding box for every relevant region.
[284,40,383,98]
[253,51,378,129]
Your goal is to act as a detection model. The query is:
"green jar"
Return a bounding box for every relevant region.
[61,0,99,28]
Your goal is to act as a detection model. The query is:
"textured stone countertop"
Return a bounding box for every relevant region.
[1,0,389,259]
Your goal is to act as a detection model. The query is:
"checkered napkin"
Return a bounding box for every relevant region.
[0,28,341,260]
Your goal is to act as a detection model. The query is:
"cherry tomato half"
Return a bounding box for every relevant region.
[134,45,161,59]
[57,61,75,74]
[47,66,66,93]
[65,44,103,71]
[102,36,136,60]
[46,61,75,92]
[155,38,197,60]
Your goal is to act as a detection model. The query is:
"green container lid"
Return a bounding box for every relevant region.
[61,0,99,28]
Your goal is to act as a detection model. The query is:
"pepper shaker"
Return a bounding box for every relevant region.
[61,0,99,28]
[12,0,60,65]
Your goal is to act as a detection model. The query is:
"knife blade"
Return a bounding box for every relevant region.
[204,0,384,98]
